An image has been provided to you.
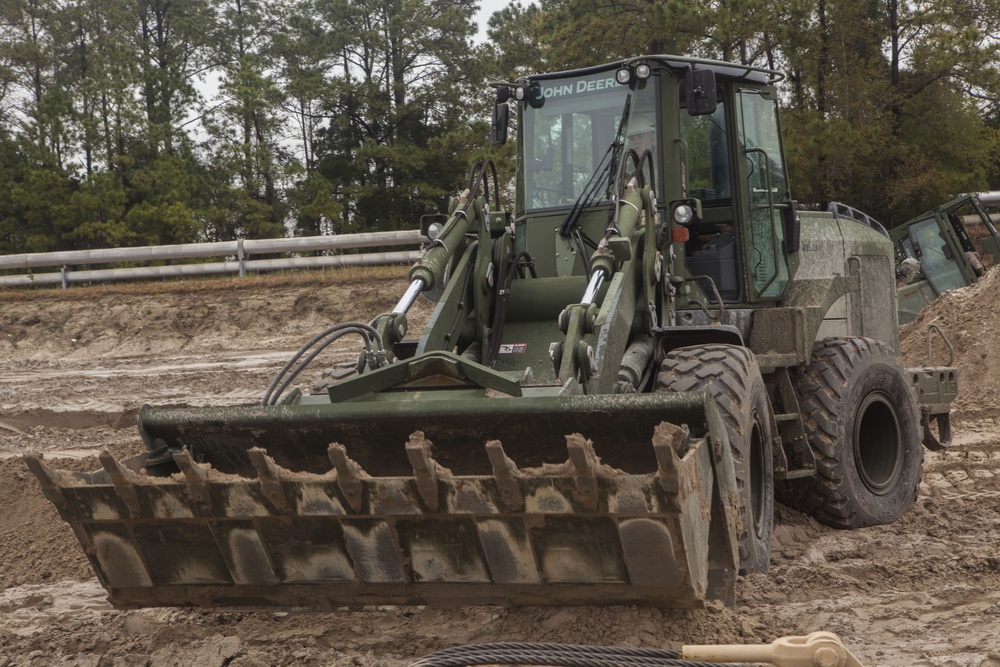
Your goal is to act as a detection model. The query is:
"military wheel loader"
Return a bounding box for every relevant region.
[27,55,957,610]
[893,192,1000,323]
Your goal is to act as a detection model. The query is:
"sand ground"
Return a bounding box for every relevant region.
[0,273,997,666]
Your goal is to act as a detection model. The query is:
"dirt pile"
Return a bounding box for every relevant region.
[900,267,1000,422]
[0,274,418,362]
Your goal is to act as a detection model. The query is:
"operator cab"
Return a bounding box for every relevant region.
[498,57,797,308]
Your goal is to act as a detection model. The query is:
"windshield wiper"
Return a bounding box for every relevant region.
[557,92,633,239]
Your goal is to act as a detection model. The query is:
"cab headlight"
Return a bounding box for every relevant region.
[673,204,695,225]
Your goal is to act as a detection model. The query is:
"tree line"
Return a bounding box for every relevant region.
[1,0,998,254]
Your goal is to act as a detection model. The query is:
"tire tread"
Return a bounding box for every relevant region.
[656,344,773,573]
[782,337,922,529]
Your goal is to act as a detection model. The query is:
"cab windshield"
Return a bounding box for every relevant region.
[522,70,655,210]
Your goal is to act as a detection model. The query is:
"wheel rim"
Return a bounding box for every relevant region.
[749,411,767,537]
[853,391,904,495]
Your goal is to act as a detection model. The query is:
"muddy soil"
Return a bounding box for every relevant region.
[0,274,998,666]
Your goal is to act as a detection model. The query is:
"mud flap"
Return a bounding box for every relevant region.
[26,392,738,610]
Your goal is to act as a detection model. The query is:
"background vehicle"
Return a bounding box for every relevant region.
[27,55,956,610]
[893,192,1000,323]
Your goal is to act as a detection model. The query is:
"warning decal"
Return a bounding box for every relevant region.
[499,343,528,354]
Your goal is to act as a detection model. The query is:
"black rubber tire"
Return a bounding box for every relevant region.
[781,337,923,529]
[655,344,774,575]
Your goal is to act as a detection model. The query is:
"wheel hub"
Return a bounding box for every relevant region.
[854,391,904,495]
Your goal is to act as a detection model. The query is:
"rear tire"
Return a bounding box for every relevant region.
[782,337,922,528]
[656,344,774,575]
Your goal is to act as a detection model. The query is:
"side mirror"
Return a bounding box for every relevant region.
[490,103,509,147]
[686,68,717,116]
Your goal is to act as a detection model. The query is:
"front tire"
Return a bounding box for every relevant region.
[656,344,774,574]
[782,337,922,529]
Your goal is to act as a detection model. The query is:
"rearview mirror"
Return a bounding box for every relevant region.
[686,68,717,116]
[490,103,509,146]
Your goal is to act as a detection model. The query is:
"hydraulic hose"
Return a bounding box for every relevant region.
[406,642,744,667]
[412,160,499,293]
[262,321,383,406]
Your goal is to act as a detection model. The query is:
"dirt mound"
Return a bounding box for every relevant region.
[900,267,1000,422]
[0,275,416,362]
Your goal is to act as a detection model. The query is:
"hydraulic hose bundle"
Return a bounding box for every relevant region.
[261,322,384,406]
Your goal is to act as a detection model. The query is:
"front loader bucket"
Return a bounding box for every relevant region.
[26,392,739,610]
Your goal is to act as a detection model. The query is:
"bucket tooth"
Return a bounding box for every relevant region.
[248,448,292,514]
[485,440,523,509]
[652,422,689,493]
[99,451,142,519]
[565,434,599,509]
[23,453,68,511]
[405,432,444,511]
[327,443,365,513]
[172,449,211,512]
[619,517,682,587]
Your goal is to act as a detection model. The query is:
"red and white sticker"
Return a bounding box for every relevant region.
[499,343,528,354]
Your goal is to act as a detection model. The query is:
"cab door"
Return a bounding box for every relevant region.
[736,87,791,301]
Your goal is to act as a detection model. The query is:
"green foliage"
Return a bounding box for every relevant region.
[2,0,1000,252]
[484,2,545,79]
[124,154,205,244]
[63,172,131,246]
[10,166,75,251]
[305,0,482,232]
[287,171,342,236]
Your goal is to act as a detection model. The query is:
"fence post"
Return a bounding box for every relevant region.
[238,239,245,277]
[61,266,68,289]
